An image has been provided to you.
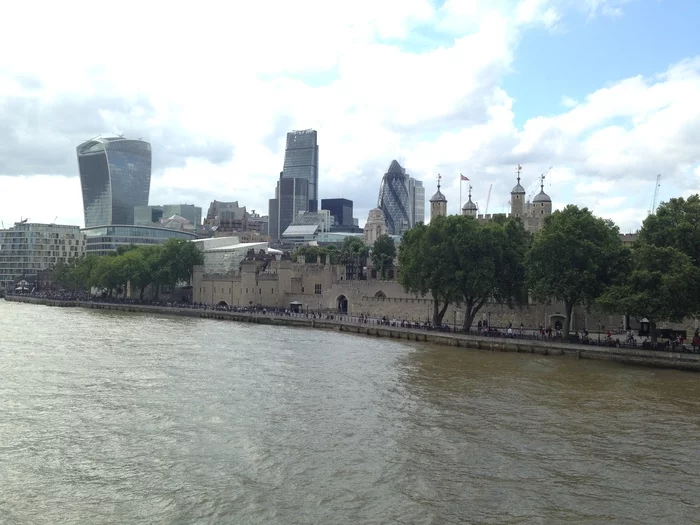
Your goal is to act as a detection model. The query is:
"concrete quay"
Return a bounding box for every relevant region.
[6,295,700,373]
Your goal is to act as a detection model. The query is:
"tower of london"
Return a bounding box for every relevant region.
[460,165,553,233]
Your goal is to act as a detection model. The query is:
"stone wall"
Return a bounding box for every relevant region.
[192,260,700,334]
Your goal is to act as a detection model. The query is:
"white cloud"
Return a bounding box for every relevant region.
[0,0,696,238]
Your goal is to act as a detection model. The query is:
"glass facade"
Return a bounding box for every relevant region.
[321,198,353,227]
[0,223,86,290]
[82,225,196,257]
[377,160,412,236]
[77,137,152,227]
[276,177,309,241]
[408,178,425,226]
[281,130,318,210]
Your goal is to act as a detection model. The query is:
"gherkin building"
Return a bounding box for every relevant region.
[377,160,411,236]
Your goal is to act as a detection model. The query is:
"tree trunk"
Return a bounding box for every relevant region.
[650,320,657,343]
[462,297,486,331]
[563,301,574,340]
[433,300,449,326]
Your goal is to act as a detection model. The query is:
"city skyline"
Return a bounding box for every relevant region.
[1,1,699,233]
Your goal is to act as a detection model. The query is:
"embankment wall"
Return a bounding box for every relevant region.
[5,295,699,373]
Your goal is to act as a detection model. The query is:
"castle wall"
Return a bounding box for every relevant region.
[193,262,699,334]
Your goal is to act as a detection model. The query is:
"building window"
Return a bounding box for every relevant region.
[315,283,322,294]
[271,288,274,294]
[246,288,248,294]
[259,288,261,294]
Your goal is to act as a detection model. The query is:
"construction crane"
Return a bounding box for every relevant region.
[527,166,552,201]
[484,184,493,214]
[649,174,661,215]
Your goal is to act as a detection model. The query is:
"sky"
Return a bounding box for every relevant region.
[0,0,699,233]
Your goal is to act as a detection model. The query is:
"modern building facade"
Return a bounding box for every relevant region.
[377,160,412,236]
[281,130,319,212]
[0,222,86,291]
[135,204,202,229]
[270,176,310,242]
[81,225,196,257]
[321,198,353,228]
[77,137,152,227]
[408,178,425,225]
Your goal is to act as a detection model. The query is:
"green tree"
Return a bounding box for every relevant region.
[90,256,125,295]
[121,249,152,300]
[598,245,700,342]
[371,234,396,279]
[340,236,369,280]
[454,216,530,330]
[526,205,630,338]
[398,218,460,325]
[638,195,700,266]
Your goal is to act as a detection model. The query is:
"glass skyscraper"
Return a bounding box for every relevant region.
[377,160,413,236]
[77,137,152,227]
[408,177,425,226]
[281,130,319,212]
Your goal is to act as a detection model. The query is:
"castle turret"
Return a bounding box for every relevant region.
[462,185,478,217]
[510,164,526,217]
[429,175,447,220]
[532,174,552,217]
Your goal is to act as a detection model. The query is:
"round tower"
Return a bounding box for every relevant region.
[430,175,447,220]
[462,185,478,218]
[510,164,526,217]
[532,174,552,217]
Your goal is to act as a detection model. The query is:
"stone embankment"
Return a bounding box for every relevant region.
[6,295,700,373]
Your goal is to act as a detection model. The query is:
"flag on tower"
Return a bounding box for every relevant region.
[460,174,469,181]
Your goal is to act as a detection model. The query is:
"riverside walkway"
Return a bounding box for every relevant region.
[5,294,700,373]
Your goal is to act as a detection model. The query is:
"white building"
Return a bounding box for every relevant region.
[192,236,282,275]
[0,222,86,291]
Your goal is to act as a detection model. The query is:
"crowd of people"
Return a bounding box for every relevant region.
[6,289,699,353]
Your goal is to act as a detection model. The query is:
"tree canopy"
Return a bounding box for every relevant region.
[371,234,396,279]
[526,205,630,338]
[398,214,529,327]
[52,238,203,299]
[598,244,700,341]
[638,195,700,266]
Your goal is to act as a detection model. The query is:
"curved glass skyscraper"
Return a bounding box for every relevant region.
[377,160,412,235]
[77,137,152,227]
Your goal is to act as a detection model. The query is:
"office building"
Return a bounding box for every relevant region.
[377,160,412,236]
[77,137,152,227]
[135,204,202,229]
[0,222,86,291]
[321,198,353,227]
[82,225,196,257]
[408,177,425,225]
[269,175,310,241]
[281,130,319,211]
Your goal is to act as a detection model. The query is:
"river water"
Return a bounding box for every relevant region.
[1,300,699,524]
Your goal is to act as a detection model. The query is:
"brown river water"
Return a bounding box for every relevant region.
[1,300,699,524]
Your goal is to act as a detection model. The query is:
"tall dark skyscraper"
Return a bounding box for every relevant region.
[321,198,353,227]
[269,173,311,241]
[281,130,318,212]
[77,137,152,227]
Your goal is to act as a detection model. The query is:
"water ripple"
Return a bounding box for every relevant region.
[1,300,699,524]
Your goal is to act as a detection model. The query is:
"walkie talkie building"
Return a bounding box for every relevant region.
[77,137,152,227]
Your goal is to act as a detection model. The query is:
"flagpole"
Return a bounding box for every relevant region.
[459,177,462,215]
